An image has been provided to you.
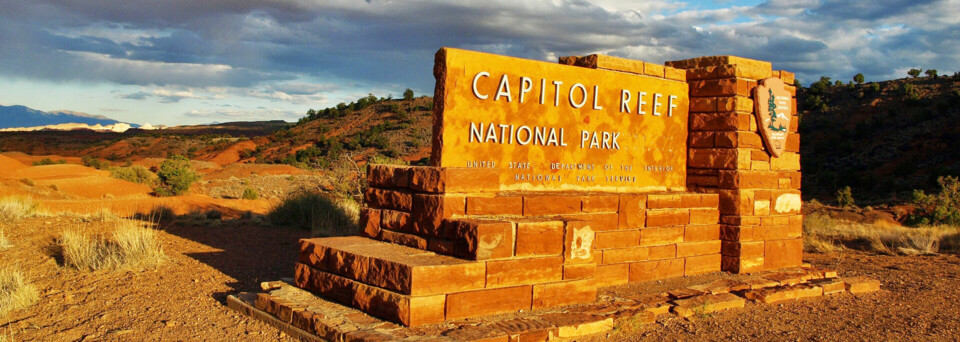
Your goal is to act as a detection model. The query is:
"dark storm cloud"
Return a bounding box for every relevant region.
[0,0,957,91]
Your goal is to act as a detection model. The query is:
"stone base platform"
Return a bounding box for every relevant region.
[296,236,598,326]
[230,267,881,341]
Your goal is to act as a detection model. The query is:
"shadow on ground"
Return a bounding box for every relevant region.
[163,217,314,302]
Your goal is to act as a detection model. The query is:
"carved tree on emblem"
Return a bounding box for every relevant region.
[767,88,786,132]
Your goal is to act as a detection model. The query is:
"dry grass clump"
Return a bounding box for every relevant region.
[804,213,960,255]
[58,221,165,271]
[0,196,39,224]
[0,230,11,250]
[268,192,359,237]
[85,207,117,222]
[0,268,39,317]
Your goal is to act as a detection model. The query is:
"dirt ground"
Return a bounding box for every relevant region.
[3,213,960,341]
[589,251,960,341]
[0,216,308,341]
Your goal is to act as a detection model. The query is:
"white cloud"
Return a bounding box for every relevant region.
[1,0,958,120]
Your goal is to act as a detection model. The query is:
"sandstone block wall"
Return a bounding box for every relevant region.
[665,56,803,273]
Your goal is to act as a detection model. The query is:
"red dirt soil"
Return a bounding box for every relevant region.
[203,140,258,166]
[3,212,958,341]
[0,155,29,177]
[203,164,310,180]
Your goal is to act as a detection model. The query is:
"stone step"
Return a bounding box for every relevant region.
[298,236,486,296]
[297,236,601,326]
[295,262,446,327]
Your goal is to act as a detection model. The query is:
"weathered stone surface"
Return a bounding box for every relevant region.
[648,244,677,260]
[595,230,642,249]
[540,313,613,338]
[667,288,704,300]
[486,256,563,287]
[443,324,509,342]
[359,208,381,239]
[744,284,823,304]
[601,246,650,264]
[367,164,411,189]
[666,55,772,72]
[563,263,597,280]
[434,48,688,192]
[671,293,745,318]
[684,225,720,241]
[445,286,533,320]
[365,187,413,211]
[413,194,464,236]
[466,196,523,216]
[450,219,515,260]
[380,209,413,233]
[684,254,722,276]
[378,229,428,250]
[581,195,619,213]
[645,209,689,227]
[618,194,646,229]
[562,220,597,264]
[764,238,803,270]
[676,240,721,257]
[688,279,748,294]
[844,277,881,294]
[532,279,597,309]
[523,195,582,216]
[639,227,684,246]
[629,258,685,282]
[740,276,780,290]
[514,220,564,257]
[812,279,846,295]
[298,237,486,296]
[763,272,805,286]
[295,263,446,326]
[568,54,645,74]
[594,264,629,287]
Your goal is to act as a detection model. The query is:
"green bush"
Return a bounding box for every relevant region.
[154,156,199,197]
[853,73,864,85]
[82,156,111,170]
[110,166,157,186]
[268,192,358,236]
[403,88,414,100]
[908,176,960,226]
[242,188,259,200]
[32,158,65,166]
[836,186,855,208]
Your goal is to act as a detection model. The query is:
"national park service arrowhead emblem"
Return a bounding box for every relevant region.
[754,77,793,157]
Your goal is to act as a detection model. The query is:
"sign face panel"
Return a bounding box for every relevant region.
[753,77,793,157]
[432,48,689,192]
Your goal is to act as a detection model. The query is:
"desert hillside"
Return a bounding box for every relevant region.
[798,73,960,203]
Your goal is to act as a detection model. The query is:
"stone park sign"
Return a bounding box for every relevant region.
[433,48,689,192]
[290,48,804,327]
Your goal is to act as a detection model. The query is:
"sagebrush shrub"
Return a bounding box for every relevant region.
[908,176,960,226]
[110,166,157,186]
[836,186,855,208]
[242,188,259,200]
[154,156,199,196]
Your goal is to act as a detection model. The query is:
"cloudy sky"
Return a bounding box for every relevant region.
[0,0,957,126]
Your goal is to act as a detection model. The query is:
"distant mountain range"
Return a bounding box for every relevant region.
[0,105,126,129]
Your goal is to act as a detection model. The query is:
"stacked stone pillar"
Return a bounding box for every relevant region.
[665,56,802,273]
